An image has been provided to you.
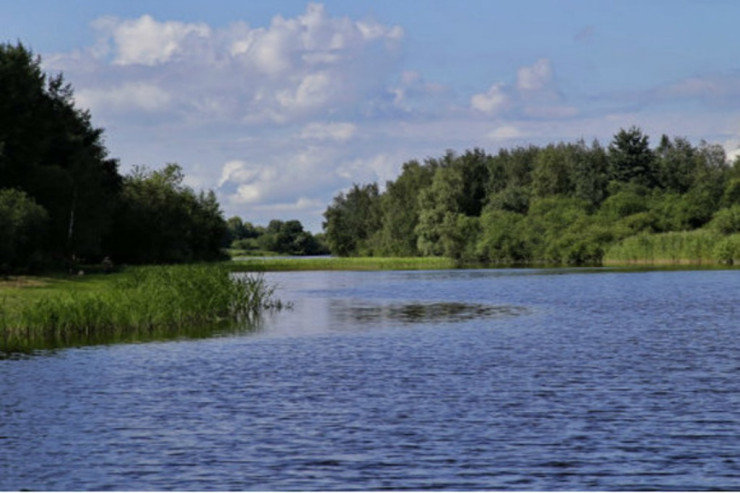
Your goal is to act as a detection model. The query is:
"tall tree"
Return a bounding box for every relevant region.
[0,42,121,263]
[608,126,656,188]
[323,183,381,256]
[105,164,226,263]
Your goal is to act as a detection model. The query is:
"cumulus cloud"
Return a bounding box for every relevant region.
[93,15,211,65]
[62,3,403,124]
[471,83,509,114]
[517,58,553,92]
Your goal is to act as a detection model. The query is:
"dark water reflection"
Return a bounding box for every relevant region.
[1,267,740,490]
[331,300,530,325]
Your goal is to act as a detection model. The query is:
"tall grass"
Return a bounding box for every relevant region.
[604,231,740,265]
[1,264,282,353]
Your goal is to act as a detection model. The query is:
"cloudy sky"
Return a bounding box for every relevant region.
[4,0,740,231]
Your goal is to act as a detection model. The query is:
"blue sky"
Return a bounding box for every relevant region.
[4,0,740,231]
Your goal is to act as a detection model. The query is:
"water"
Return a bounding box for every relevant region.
[1,268,739,490]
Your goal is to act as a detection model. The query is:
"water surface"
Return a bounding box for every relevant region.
[1,268,739,490]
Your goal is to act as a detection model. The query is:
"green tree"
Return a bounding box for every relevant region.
[572,140,609,206]
[0,43,121,263]
[105,164,226,263]
[531,144,573,198]
[655,135,697,193]
[323,183,381,256]
[0,189,48,272]
[375,159,435,256]
[608,126,656,187]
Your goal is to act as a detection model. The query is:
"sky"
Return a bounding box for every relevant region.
[4,0,740,232]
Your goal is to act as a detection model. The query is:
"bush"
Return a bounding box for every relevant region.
[0,189,48,272]
[708,205,740,235]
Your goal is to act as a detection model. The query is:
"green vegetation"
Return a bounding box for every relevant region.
[0,42,227,272]
[1,264,282,354]
[323,128,740,266]
[225,217,328,256]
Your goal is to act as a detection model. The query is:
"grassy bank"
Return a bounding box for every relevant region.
[231,256,458,272]
[1,264,280,354]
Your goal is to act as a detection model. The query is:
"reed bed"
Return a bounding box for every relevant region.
[1,264,282,352]
[604,231,740,265]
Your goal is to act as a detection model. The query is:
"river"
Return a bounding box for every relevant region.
[1,267,739,490]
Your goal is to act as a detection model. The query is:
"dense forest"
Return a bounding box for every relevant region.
[0,43,228,272]
[323,131,740,264]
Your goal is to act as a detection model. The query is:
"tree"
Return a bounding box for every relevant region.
[608,127,656,187]
[0,189,48,272]
[531,143,574,198]
[105,164,226,263]
[375,160,435,256]
[655,135,697,193]
[0,43,121,263]
[323,183,381,256]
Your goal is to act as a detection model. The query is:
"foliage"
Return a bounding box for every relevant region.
[1,43,233,272]
[104,164,227,264]
[0,189,48,272]
[0,43,121,266]
[322,127,735,265]
[226,217,328,256]
[323,183,381,256]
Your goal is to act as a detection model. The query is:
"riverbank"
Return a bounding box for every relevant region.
[1,264,279,354]
[230,256,459,271]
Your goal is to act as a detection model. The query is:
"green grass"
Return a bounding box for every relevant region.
[230,256,458,272]
[603,230,740,265]
[1,264,282,354]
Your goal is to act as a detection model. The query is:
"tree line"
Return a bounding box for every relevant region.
[1,43,325,274]
[225,217,328,256]
[323,129,740,264]
[0,43,231,272]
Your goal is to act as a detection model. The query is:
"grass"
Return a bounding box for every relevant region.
[603,231,740,266]
[230,256,458,272]
[1,264,282,354]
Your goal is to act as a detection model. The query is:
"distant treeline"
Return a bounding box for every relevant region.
[225,217,329,256]
[323,129,740,264]
[1,43,226,272]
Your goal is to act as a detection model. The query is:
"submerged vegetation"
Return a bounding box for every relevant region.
[323,130,740,266]
[0,264,283,354]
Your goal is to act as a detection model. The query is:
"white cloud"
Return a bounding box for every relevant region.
[71,4,404,125]
[76,82,171,113]
[300,122,357,140]
[517,58,553,91]
[218,160,260,188]
[487,125,524,140]
[95,14,211,66]
[335,153,402,185]
[276,72,332,110]
[471,83,509,114]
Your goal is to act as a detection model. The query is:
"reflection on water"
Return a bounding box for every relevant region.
[331,300,530,325]
[0,318,263,358]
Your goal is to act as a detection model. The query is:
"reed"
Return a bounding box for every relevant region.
[1,264,282,353]
[603,230,740,265]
